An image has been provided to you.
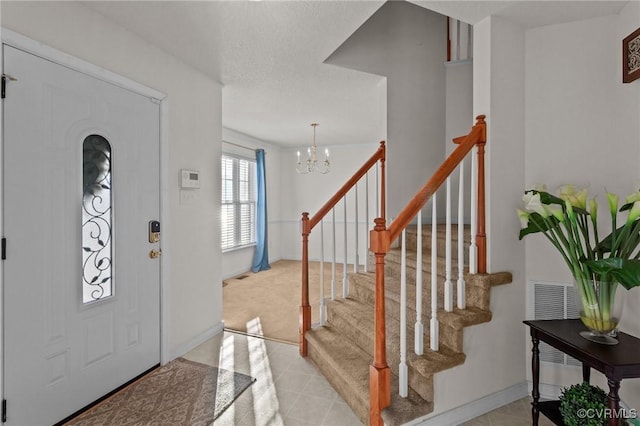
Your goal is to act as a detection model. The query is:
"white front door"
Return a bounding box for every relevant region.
[2,45,161,425]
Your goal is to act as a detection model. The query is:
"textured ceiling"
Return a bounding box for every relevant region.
[85,1,386,148]
[84,1,628,148]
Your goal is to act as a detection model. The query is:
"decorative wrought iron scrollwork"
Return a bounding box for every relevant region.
[82,135,113,303]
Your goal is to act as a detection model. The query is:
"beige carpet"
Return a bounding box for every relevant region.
[64,358,255,425]
[223,259,346,344]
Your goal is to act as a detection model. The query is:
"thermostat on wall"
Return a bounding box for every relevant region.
[180,169,200,189]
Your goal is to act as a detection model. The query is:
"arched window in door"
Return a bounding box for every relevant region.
[82,135,113,303]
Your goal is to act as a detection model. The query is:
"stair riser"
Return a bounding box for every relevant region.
[385,252,466,282]
[306,340,369,423]
[348,275,466,353]
[404,236,470,261]
[349,272,491,314]
[349,275,454,316]
[326,303,435,402]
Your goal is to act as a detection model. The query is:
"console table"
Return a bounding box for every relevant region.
[524,319,640,426]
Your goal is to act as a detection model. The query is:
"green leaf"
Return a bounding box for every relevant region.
[584,258,640,290]
[518,212,560,240]
[534,190,565,206]
[597,220,640,253]
[527,190,589,214]
[620,202,633,212]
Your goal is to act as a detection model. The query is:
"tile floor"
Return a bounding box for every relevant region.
[184,330,543,426]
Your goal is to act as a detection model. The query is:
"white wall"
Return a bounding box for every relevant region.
[1,1,223,359]
[525,5,640,409]
[428,15,528,416]
[325,1,446,220]
[221,128,283,279]
[445,60,474,223]
[279,142,380,265]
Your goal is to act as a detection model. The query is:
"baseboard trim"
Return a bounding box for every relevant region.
[169,321,224,361]
[526,381,634,411]
[409,382,529,426]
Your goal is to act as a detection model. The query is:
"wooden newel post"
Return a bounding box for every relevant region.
[369,217,391,425]
[475,115,487,274]
[300,212,311,356]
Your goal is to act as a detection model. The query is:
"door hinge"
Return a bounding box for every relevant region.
[2,398,6,422]
[1,238,6,260]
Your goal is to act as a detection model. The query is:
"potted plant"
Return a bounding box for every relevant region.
[559,382,607,426]
[518,185,640,344]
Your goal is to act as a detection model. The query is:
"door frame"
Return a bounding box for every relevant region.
[0,28,171,412]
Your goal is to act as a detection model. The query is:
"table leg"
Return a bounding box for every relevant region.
[531,333,540,426]
[582,363,590,383]
[606,378,620,426]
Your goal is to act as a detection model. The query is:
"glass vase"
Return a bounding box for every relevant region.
[573,279,625,345]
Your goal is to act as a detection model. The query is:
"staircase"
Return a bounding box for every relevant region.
[305,225,512,425]
[299,116,513,425]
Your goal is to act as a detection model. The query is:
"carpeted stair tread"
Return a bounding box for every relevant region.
[305,325,372,423]
[327,296,491,360]
[465,271,513,289]
[349,271,449,307]
[346,272,496,331]
[307,220,513,425]
[385,249,468,281]
[305,325,435,426]
[404,224,471,254]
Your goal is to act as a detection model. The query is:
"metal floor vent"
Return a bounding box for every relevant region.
[235,274,249,280]
[530,281,582,367]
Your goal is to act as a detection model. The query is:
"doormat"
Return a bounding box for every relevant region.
[64,358,256,425]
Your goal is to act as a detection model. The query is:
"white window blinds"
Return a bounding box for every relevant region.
[221,154,257,251]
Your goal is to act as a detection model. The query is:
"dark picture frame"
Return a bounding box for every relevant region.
[623,27,640,83]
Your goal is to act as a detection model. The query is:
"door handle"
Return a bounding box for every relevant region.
[149,249,162,259]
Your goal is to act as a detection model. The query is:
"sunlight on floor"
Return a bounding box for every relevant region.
[183,330,362,425]
[183,330,548,425]
[247,317,284,425]
[215,334,236,420]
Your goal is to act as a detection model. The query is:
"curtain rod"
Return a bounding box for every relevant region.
[223,140,257,152]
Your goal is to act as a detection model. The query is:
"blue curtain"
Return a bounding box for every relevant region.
[252,149,270,272]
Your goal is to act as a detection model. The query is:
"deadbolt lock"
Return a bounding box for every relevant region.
[149,220,161,243]
[149,249,162,259]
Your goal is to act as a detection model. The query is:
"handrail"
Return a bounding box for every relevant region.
[306,141,386,232]
[368,114,486,426]
[300,140,386,357]
[388,115,485,244]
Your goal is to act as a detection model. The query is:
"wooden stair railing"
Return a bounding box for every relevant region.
[368,115,487,425]
[300,141,386,356]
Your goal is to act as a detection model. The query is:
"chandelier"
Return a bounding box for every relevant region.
[296,123,330,174]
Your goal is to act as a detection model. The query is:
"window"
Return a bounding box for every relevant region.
[221,154,257,251]
[82,135,113,303]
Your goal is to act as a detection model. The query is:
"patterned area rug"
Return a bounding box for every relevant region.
[65,358,256,425]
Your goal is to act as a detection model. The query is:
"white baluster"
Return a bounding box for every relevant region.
[469,147,478,274]
[445,178,453,312]
[354,183,359,273]
[399,229,408,397]
[430,195,439,351]
[415,211,424,355]
[376,162,380,218]
[457,161,466,309]
[331,207,336,300]
[365,172,369,273]
[320,219,326,324]
[343,196,348,298]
